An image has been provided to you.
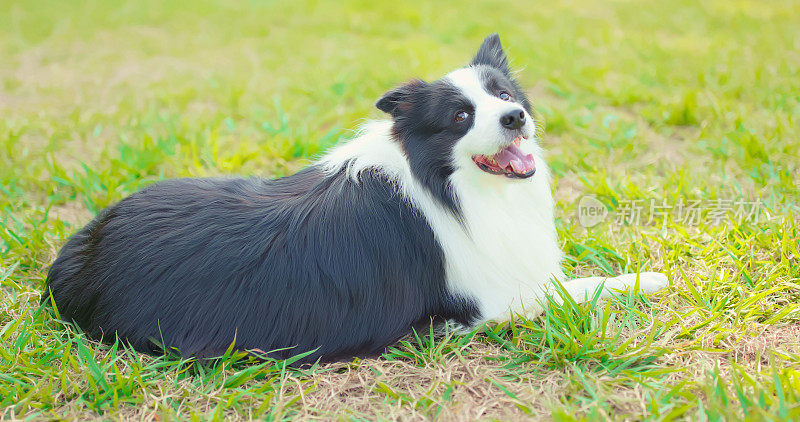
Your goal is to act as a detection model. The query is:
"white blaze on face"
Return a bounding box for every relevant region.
[445,67,538,171]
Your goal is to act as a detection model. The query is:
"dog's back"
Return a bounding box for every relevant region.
[46,167,478,362]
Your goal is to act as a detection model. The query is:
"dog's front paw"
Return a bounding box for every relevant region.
[614,272,669,294]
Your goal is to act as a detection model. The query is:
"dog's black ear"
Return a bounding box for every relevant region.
[471,33,510,75]
[376,87,405,116]
[376,80,423,117]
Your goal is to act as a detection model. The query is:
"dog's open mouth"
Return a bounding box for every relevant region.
[472,136,536,179]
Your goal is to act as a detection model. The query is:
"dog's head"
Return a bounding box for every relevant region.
[377,33,538,211]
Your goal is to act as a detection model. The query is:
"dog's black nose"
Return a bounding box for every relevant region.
[500,110,526,130]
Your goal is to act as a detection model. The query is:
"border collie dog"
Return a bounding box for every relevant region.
[46,34,667,364]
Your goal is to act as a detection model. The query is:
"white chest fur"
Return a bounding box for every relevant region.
[438,154,565,322]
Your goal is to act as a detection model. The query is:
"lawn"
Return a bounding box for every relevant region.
[1,0,799,419]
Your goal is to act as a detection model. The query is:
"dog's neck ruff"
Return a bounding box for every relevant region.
[319,121,565,322]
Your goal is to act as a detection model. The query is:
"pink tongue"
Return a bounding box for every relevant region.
[494,143,535,173]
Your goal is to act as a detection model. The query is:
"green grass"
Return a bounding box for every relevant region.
[2,0,799,419]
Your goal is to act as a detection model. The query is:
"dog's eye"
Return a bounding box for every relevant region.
[454,111,470,122]
[499,91,513,101]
